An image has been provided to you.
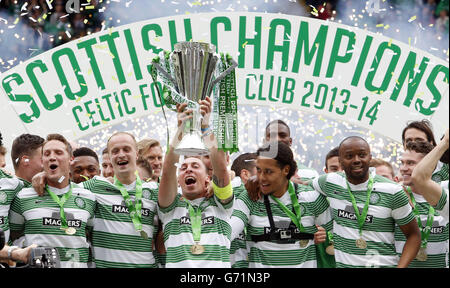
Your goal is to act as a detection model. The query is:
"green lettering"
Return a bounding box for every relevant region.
[77,38,105,90]
[210,16,232,52]
[2,73,40,123]
[238,16,261,69]
[292,22,328,76]
[72,106,89,131]
[121,88,135,115]
[268,75,277,101]
[390,52,429,107]
[283,78,295,104]
[99,32,126,85]
[326,28,355,78]
[151,82,163,107]
[113,92,124,117]
[419,64,448,115]
[52,47,88,100]
[94,98,110,122]
[102,93,115,120]
[26,60,63,111]
[245,74,257,100]
[365,42,401,92]
[139,83,150,110]
[124,29,143,81]
[142,23,163,54]
[84,100,100,127]
[266,19,291,71]
[351,35,373,87]
[141,23,163,75]
[168,19,193,50]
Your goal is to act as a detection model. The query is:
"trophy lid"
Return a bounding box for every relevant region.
[174,41,216,53]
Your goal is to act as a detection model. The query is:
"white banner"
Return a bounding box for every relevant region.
[1,12,448,153]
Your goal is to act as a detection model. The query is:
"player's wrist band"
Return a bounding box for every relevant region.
[202,129,213,138]
[212,181,233,200]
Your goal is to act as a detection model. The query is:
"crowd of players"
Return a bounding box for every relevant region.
[0,98,448,268]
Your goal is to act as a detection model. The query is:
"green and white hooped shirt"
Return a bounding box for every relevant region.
[158,191,234,268]
[296,163,319,181]
[394,189,449,268]
[230,183,333,268]
[311,172,415,268]
[436,181,449,222]
[82,176,159,268]
[9,184,96,268]
[0,171,25,243]
[229,177,249,268]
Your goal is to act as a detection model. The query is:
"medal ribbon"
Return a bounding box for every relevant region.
[270,181,304,232]
[114,171,144,232]
[346,176,374,237]
[185,200,203,242]
[406,187,435,248]
[46,183,73,230]
[327,231,334,244]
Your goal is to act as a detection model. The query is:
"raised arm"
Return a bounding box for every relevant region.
[158,104,190,208]
[411,128,449,206]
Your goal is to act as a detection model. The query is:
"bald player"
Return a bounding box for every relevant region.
[310,136,420,268]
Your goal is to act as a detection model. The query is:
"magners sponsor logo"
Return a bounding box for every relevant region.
[429,226,444,234]
[337,209,373,223]
[42,218,82,228]
[111,205,151,217]
[180,216,215,225]
[42,212,82,228]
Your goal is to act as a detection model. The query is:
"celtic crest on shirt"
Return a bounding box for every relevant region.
[75,197,86,209]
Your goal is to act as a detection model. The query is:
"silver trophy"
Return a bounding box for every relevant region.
[153,42,237,156]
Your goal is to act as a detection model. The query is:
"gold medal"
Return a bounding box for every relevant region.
[416,247,428,262]
[140,230,148,240]
[65,227,76,235]
[190,243,205,255]
[299,239,309,248]
[326,244,335,255]
[355,238,367,249]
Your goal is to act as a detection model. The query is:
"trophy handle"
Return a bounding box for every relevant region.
[152,62,178,87]
[210,59,238,88]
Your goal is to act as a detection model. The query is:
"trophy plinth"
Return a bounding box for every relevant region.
[173,132,209,156]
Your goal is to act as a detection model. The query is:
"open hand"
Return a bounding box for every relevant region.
[31,171,47,196]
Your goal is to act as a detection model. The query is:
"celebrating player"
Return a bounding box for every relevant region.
[9,134,95,268]
[310,136,421,267]
[230,141,333,268]
[158,97,234,268]
[395,140,448,267]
